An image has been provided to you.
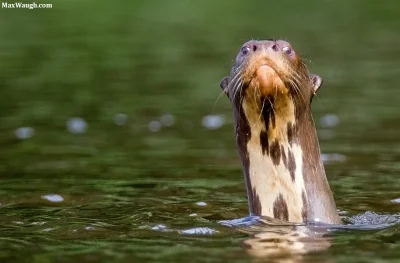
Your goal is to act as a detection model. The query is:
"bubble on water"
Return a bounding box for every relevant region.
[391,198,400,203]
[148,120,161,132]
[350,211,398,225]
[151,224,168,231]
[160,114,175,127]
[320,114,340,128]
[41,194,64,203]
[114,113,127,126]
[318,129,336,140]
[202,115,224,130]
[219,216,260,227]
[338,209,349,216]
[196,201,207,206]
[67,117,87,134]
[32,222,46,226]
[321,153,346,164]
[15,127,35,139]
[180,227,219,235]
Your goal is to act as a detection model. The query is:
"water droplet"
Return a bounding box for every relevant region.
[67,117,87,134]
[41,194,64,203]
[32,221,46,226]
[202,115,224,130]
[338,210,348,216]
[151,224,168,231]
[391,198,400,203]
[321,153,346,164]
[318,129,336,140]
[160,114,175,127]
[148,120,161,132]
[320,114,340,128]
[180,227,218,235]
[196,201,207,206]
[15,127,35,139]
[114,113,128,126]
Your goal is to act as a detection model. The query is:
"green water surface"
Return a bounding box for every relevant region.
[0,0,400,262]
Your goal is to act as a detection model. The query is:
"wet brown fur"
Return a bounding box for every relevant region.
[220,39,342,224]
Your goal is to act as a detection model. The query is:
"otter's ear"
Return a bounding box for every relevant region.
[219,76,230,95]
[310,74,323,94]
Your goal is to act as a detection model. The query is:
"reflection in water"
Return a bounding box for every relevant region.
[236,218,333,262]
[243,229,332,263]
[220,213,399,262]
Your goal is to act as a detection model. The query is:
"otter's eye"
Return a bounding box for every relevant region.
[283,46,292,55]
[282,46,292,55]
[241,46,251,55]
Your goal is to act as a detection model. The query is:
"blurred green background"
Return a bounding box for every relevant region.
[0,0,400,262]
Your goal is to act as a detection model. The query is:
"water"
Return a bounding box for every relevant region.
[1,0,400,262]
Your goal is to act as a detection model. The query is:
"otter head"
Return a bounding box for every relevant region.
[220,39,322,107]
[220,39,341,224]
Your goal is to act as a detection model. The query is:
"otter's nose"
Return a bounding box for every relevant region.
[266,41,279,52]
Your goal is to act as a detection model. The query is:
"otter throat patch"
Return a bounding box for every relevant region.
[242,92,308,223]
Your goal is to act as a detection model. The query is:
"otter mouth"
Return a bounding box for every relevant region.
[251,63,287,97]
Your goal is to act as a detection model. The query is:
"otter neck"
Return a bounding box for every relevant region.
[234,91,341,224]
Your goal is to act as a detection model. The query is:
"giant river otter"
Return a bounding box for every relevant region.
[220,39,342,224]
